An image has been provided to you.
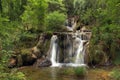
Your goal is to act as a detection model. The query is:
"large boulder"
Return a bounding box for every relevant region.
[8,48,37,68]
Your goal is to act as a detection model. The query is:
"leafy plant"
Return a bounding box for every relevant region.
[74,67,87,76]
[0,70,26,80]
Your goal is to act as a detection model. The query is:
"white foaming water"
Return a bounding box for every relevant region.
[75,37,84,64]
[50,35,59,67]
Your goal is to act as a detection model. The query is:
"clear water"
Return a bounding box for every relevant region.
[20,67,86,80]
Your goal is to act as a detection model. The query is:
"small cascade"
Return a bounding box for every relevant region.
[75,37,84,64]
[49,31,88,67]
[50,35,59,67]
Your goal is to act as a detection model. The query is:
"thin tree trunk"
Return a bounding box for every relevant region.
[0,0,2,13]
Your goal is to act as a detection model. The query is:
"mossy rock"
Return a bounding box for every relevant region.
[21,49,32,55]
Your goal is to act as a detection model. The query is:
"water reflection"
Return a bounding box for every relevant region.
[21,67,86,80]
[51,68,57,80]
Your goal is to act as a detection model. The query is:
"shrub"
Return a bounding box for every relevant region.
[0,71,26,80]
[74,67,87,76]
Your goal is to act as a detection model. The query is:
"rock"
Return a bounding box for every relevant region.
[22,53,37,66]
[38,59,51,67]
[8,48,37,68]
[34,57,51,67]
[8,33,52,68]
[33,33,52,58]
[84,42,90,64]
[31,46,41,58]
[8,56,17,68]
[17,54,23,67]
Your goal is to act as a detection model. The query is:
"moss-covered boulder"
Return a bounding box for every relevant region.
[8,48,37,68]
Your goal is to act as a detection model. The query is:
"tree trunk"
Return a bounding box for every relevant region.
[0,0,2,13]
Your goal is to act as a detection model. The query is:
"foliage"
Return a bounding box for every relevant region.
[0,70,26,80]
[0,1,120,79]
[46,11,66,32]
[21,0,48,32]
[48,0,66,13]
[89,24,120,65]
[86,0,120,65]
[110,69,120,80]
[74,67,87,76]
[113,51,120,65]
[0,49,26,80]
[1,0,27,21]
[0,16,26,80]
[0,17,22,50]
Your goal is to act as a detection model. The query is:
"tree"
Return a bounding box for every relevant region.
[46,11,66,32]
[21,0,48,32]
[89,0,120,65]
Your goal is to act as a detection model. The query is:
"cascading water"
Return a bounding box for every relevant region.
[75,37,84,64]
[50,35,59,67]
[49,32,86,67]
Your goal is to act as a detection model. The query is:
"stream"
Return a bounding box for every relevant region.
[19,66,114,80]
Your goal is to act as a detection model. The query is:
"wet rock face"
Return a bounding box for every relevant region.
[31,46,41,58]
[59,34,73,63]
[38,59,51,67]
[34,57,51,67]
[35,33,52,58]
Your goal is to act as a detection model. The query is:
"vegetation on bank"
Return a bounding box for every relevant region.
[74,67,87,76]
[110,69,120,80]
[0,0,120,79]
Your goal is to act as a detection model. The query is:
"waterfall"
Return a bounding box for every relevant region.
[49,32,86,67]
[75,37,84,64]
[50,35,59,67]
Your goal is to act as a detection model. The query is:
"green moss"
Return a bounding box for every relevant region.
[21,49,31,55]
